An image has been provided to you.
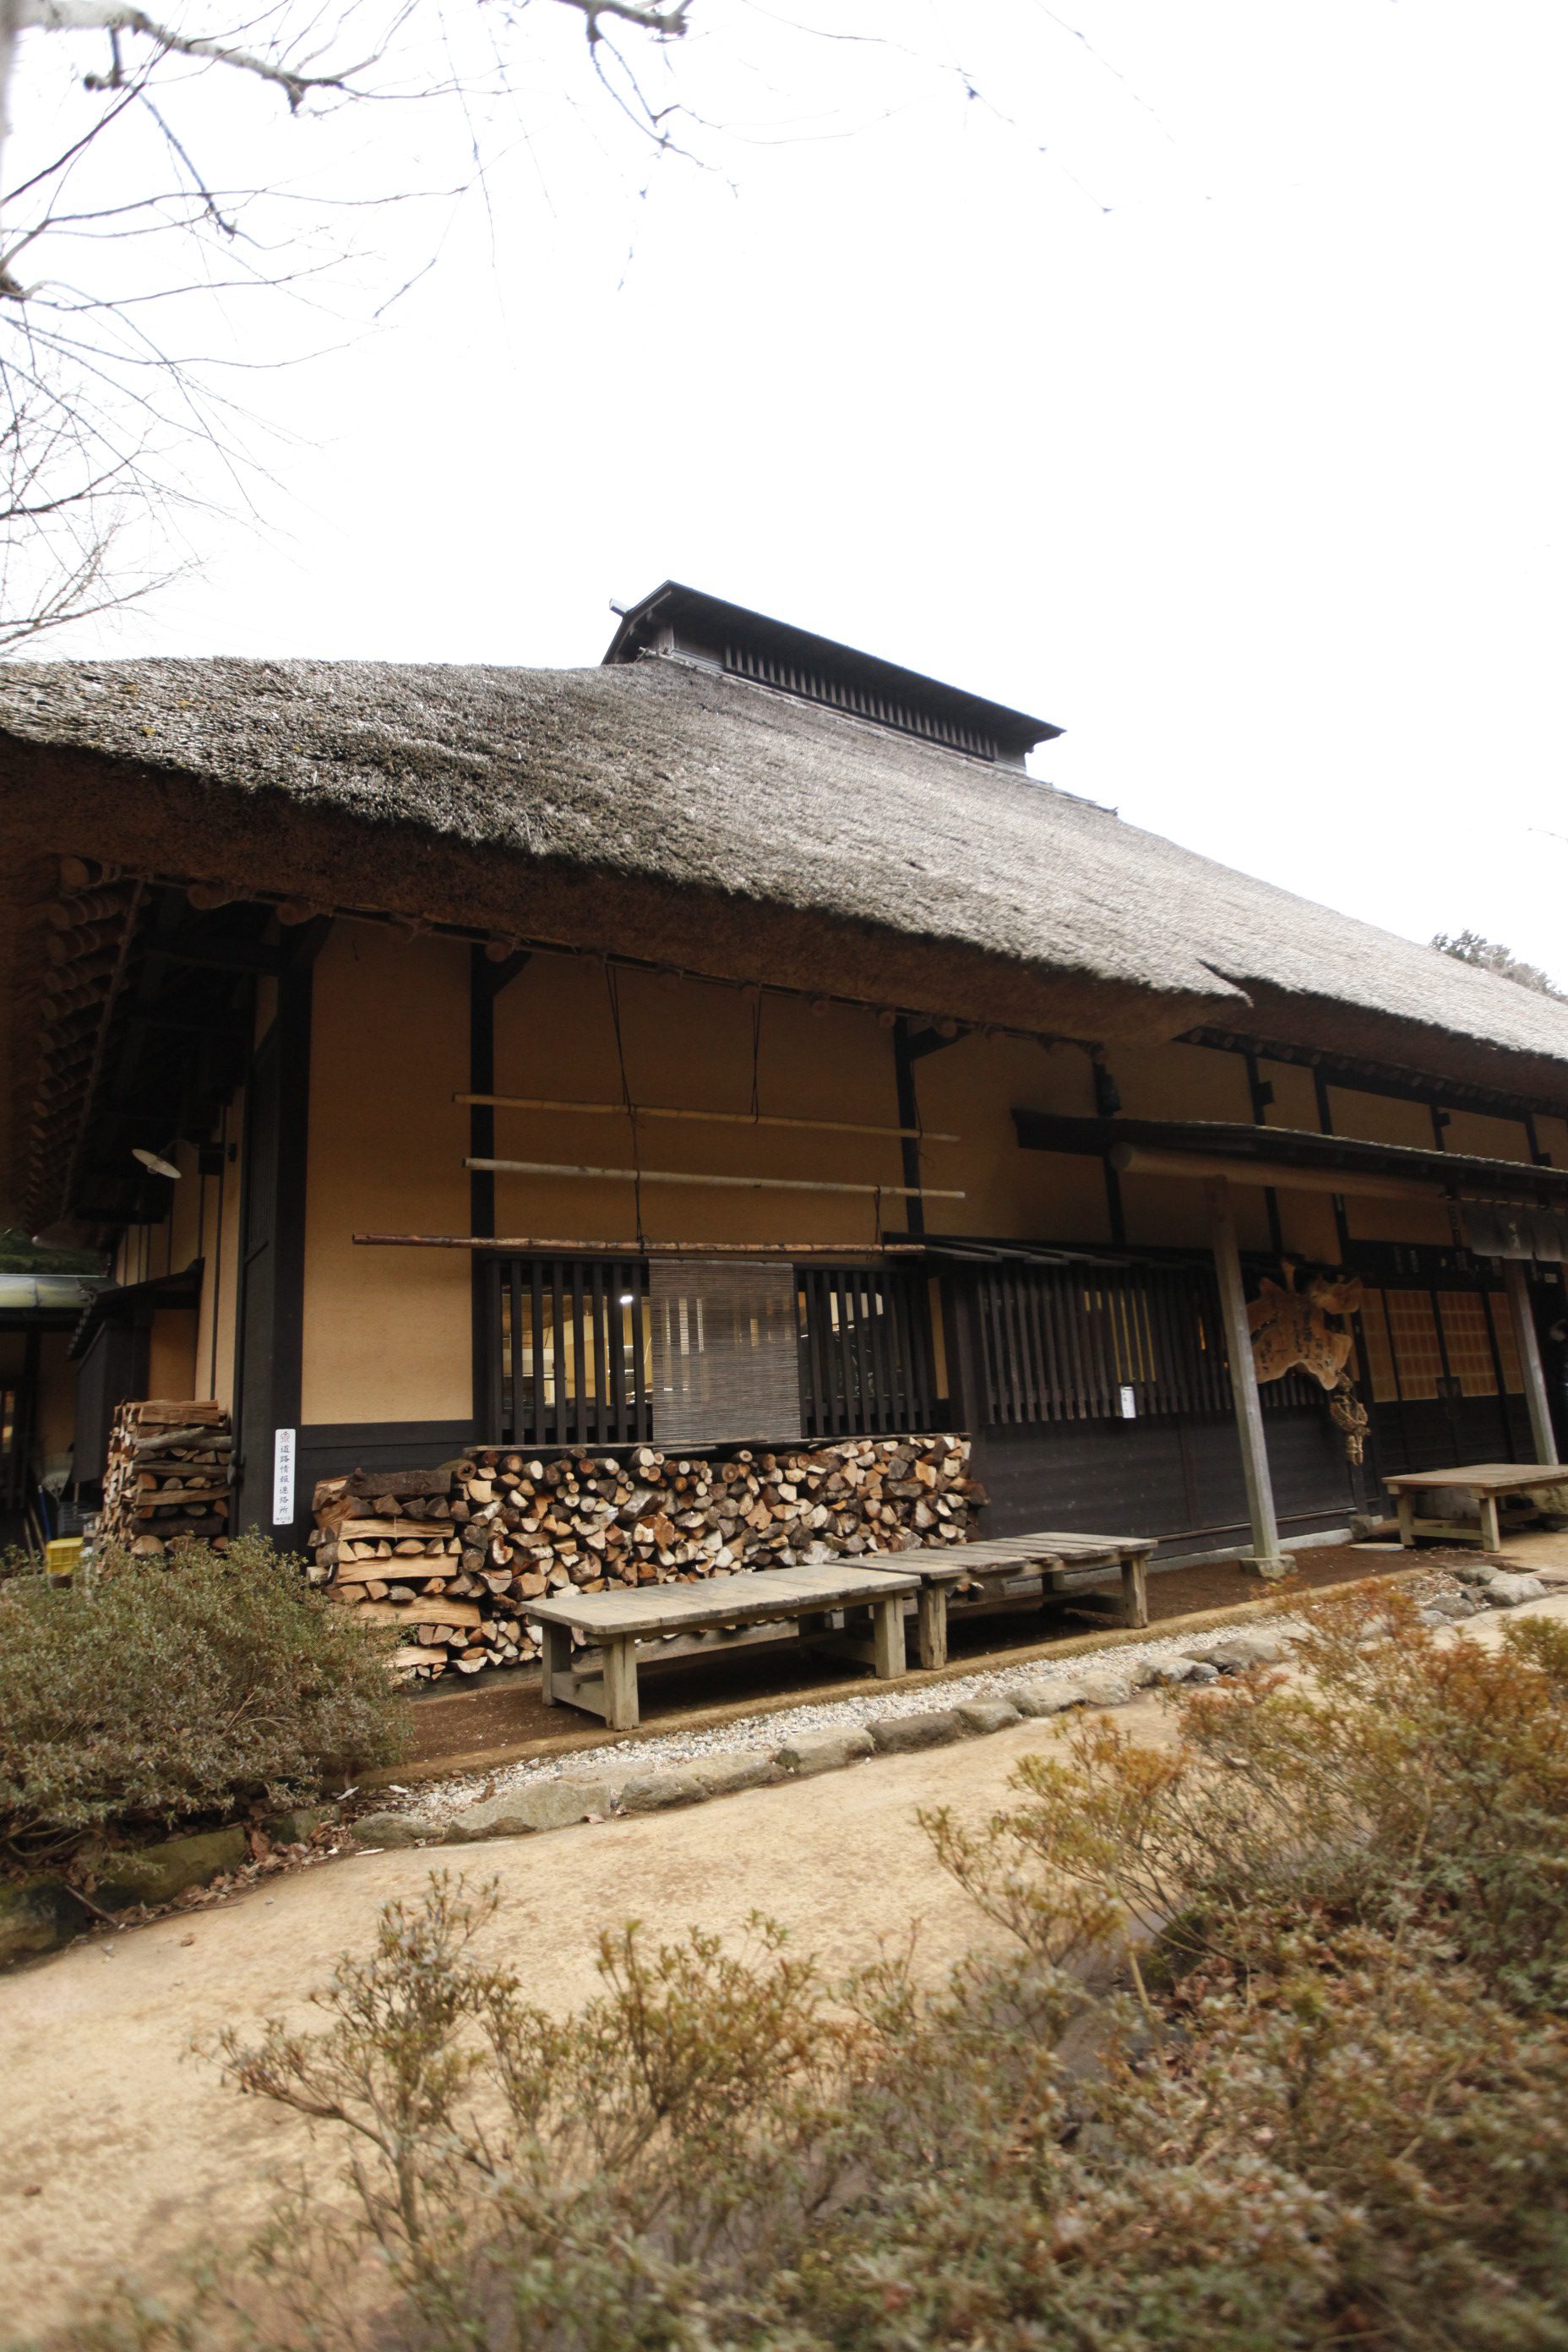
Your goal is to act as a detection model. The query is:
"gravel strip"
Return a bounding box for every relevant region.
[373,1614,1310,1827]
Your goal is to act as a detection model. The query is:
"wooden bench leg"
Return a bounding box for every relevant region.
[1394,1491,1417,1548]
[539,1621,571,1707]
[1478,1494,1503,1553]
[602,1635,640,1731]
[1120,1550,1150,1630]
[916,1584,947,1672]
[872,1593,906,1679]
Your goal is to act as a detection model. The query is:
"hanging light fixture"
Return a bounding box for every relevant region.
[132,1146,181,1181]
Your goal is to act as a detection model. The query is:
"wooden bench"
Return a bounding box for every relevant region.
[1386,1463,1568,1551]
[522,1562,921,1731]
[864,1531,1157,1671]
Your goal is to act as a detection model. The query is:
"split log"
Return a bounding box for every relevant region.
[101,1399,233,1558]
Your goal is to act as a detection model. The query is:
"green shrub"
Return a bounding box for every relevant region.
[0,1533,410,1875]
[929,1580,1568,2010]
[32,1582,1568,2352]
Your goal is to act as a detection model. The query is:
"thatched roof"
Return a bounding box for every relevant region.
[4,649,1568,1098]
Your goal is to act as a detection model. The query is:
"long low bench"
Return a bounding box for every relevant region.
[1386,1462,1568,1550]
[524,1562,922,1731]
[862,1531,1157,1670]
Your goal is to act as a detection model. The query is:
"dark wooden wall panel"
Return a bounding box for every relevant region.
[971,1405,1354,1554]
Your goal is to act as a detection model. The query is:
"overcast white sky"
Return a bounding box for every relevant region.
[20,2,1568,983]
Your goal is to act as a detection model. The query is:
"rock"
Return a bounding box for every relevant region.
[617,1770,709,1815]
[1010,1678,1083,1716]
[96,1827,248,1910]
[1418,1594,1483,1624]
[870,1710,962,1753]
[1075,1673,1134,1707]
[1010,1684,1086,1721]
[1451,1563,1498,1586]
[354,1810,443,1848]
[1141,1658,1196,1685]
[956,1699,1022,1736]
[1483,1572,1546,1607]
[261,1805,331,1846]
[0,1877,89,1970]
[1206,1631,1290,1673]
[775,1727,874,1777]
[445,1776,620,1841]
[1184,1659,1221,1684]
[688,1753,787,1798]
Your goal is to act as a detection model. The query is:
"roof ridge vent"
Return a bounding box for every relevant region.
[723,640,1000,762]
[603,581,1061,769]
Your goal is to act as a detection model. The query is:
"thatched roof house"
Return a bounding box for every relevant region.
[6,629,1568,1135]
[3,583,1566,1572]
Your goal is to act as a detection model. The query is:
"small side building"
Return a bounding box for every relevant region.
[3,581,1565,1566]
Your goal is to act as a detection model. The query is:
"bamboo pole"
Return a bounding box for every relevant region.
[353,1234,927,1255]
[455,1093,958,1144]
[463,1157,964,1201]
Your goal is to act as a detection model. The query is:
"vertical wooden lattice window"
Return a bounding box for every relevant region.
[1380,1290,1442,1401]
[1358,1289,1400,1402]
[490,1256,651,1446]
[647,1260,803,1446]
[796,1266,939,1438]
[1435,1291,1500,1396]
[974,1260,1320,1425]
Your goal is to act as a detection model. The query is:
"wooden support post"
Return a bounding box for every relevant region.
[539,1621,571,1706]
[1207,1176,1283,1567]
[1395,1489,1416,1549]
[1119,1549,1150,1630]
[1504,1260,1560,1465]
[872,1592,906,1679]
[1478,1493,1504,1553]
[602,1636,640,1731]
[916,1584,948,1672]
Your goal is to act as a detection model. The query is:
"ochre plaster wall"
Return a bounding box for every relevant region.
[1256,1060,1322,1135]
[1536,1114,1568,1165]
[1441,1108,1534,1164]
[302,925,472,1425]
[1109,1039,1255,1125]
[35,1333,74,1461]
[909,1032,1110,1243]
[491,961,912,1250]
[1325,1086,1434,1151]
[148,1309,198,1400]
[197,1099,243,1411]
[291,931,1559,1431]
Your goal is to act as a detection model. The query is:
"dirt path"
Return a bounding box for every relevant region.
[5,1574,1565,2338]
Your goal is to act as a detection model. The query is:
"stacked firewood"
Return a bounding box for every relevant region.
[311,1435,978,1683]
[309,1467,517,1682]
[101,1400,232,1555]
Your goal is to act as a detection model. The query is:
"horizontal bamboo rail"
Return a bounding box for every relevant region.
[353,1234,927,1255]
[464,1157,964,1201]
[455,1093,958,1144]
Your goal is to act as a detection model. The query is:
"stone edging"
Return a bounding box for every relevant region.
[353,1559,1554,1852]
[352,1628,1298,1848]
